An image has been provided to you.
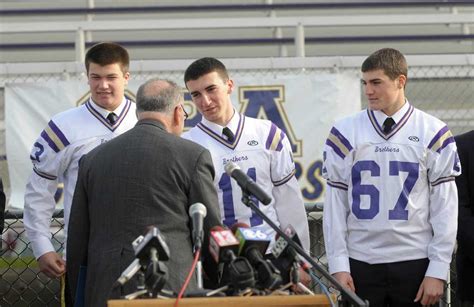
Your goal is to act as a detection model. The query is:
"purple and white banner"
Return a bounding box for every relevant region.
[5,73,360,209]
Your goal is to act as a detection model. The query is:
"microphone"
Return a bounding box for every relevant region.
[115,258,141,286]
[233,223,282,290]
[134,226,170,264]
[208,226,256,292]
[272,225,302,260]
[224,162,272,205]
[271,225,307,285]
[209,226,240,264]
[189,203,207,249]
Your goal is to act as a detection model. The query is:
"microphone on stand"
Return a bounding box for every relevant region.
[271,225,308,286]
[114,259,141,287]
[134,226,170,264]
[189,202,207,250]
[224,162,272,205]
[231,223,282,290]
[113,226,170,299]
[208,226,255,293]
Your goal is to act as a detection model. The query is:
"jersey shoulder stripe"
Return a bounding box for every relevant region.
[40,120,70,153]
[326,126,353,159]
[428,125,455,154]
[265,123,286,152]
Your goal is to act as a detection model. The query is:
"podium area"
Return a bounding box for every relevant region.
[108,294,333,307]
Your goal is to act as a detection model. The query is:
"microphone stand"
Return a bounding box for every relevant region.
[240,191,368,307]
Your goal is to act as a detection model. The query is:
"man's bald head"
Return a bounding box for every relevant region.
[136,79,182,114]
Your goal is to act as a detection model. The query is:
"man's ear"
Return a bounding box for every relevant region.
[398,75,407,89]
[173,105,181,126]
[227,79,234,94]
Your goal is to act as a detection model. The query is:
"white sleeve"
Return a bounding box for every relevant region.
[23,122,70,259]
[425,128,460,280]
[24,173,61,259]
[322,126,353,274]
[267,123,310,252]
[273,177,310,253]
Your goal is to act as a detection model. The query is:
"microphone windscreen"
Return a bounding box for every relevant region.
[189,202,207,217]
[224,161,239,176]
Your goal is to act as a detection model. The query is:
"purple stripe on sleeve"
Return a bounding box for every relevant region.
[275,129,286,152]
[40,130,60,153]
[325,138,345,160]
[327,180,348,191]
[428,125,450,149]
[330,127,353,151]
[431,176,455,187]
[266,123,277,150]
[33,166,57,180]
[48,120,70,147]
[273,169,295,186]
[437,136,455,153]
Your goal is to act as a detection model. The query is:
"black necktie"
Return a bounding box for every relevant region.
[222,127,235,142]
[107,112,118,125]
[383,117,395,134]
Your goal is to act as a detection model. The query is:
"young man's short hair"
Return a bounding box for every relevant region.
[85,42,130,75]
[361,48,408,81]
[184,57,229,85]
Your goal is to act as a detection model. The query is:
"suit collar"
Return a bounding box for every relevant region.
[136,118,166,131]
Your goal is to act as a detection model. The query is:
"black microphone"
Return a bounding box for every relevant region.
[224,162,272,205]
[271,225,308,285]
[232,224,282,290]
[209,226,240,264]
[189,202,207,249]
[208,226,255,292]
[115,258,141,286]
[134,226,170,264]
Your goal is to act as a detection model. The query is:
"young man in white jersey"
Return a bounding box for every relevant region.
[182,57,310,256]
[23,42,137,305]
[322,48,460,306]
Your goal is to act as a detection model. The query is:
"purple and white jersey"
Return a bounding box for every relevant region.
[183,113,303,245]
[24,98,137,259]
[322,102,460,279]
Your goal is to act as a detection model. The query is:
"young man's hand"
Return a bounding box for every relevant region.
[38,251,66,278]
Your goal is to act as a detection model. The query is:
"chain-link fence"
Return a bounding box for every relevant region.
[0,209,462,306]
[1,58,472,306]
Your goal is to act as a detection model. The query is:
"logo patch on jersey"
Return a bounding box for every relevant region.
[375,146,400,153]
[408,136,420,142]
[247,140,259,146]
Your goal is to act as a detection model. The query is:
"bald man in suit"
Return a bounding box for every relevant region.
[67,79,222,307]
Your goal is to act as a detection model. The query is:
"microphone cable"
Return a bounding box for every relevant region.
[174,248,201,307]
[307,268,336,307]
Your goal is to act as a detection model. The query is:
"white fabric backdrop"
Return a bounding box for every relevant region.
[5,73,360,209]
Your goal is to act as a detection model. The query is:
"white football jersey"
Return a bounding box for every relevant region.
[183,114,297,241]
[24,98,137,258]
[322,103,460,278]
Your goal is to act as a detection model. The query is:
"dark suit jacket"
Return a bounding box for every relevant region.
[455,130,474,301]
[67,119,222,307]
[1,178,5,234]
